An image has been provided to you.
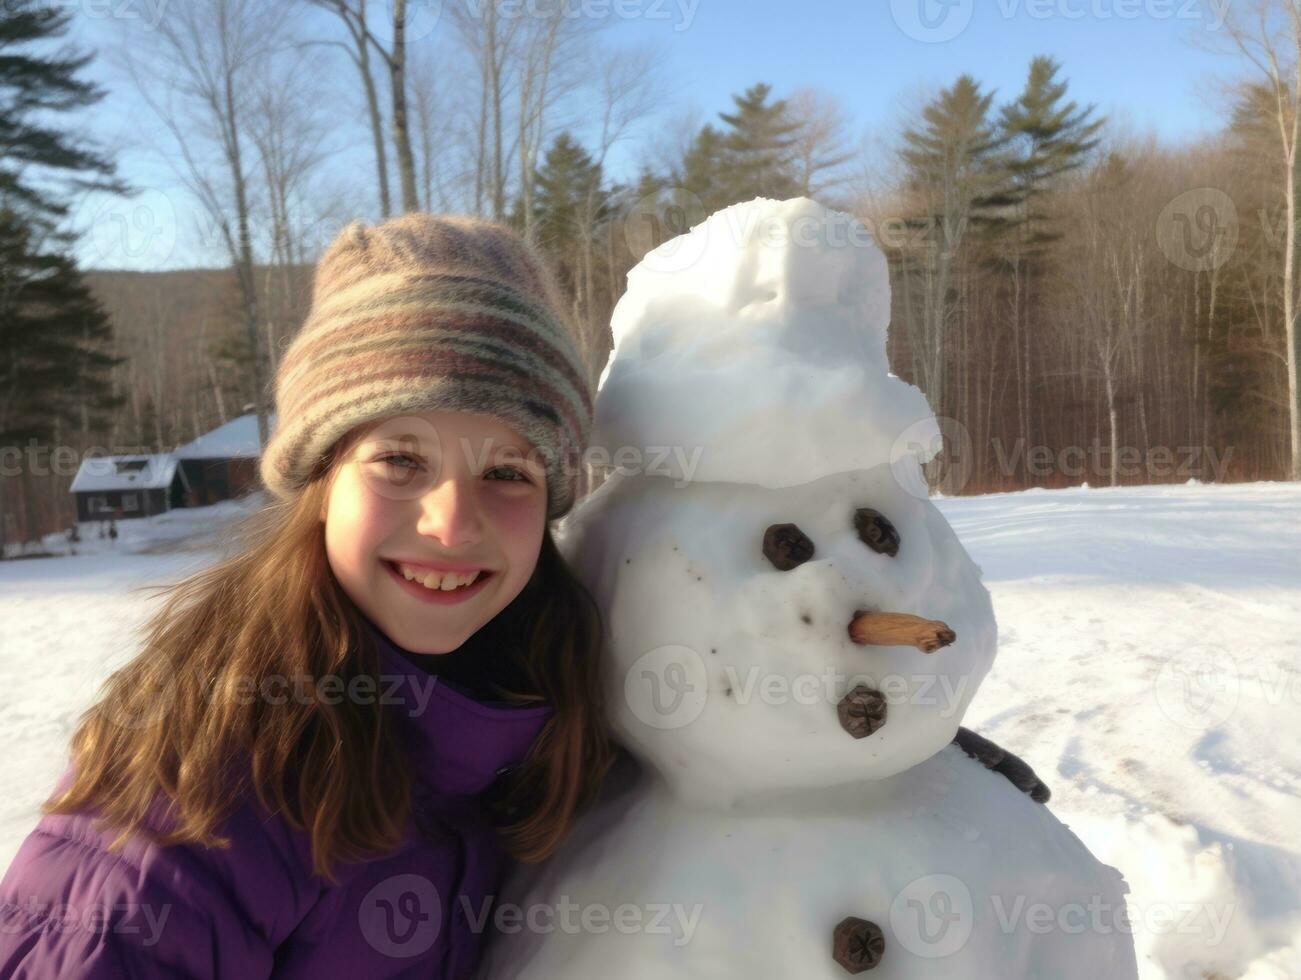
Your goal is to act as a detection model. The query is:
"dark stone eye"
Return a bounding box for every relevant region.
[853,508,900,557]
[762,523,815,570]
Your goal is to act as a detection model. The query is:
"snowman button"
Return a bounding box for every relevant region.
[837,685,888,739]
[832,915,885,972]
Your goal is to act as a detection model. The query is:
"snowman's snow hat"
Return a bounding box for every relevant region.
[594,197,942,490]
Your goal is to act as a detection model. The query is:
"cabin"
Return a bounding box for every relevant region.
[172,413,275,508]
[68,412,276,521]
[69,453,184,522]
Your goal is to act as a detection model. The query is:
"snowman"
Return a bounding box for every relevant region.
[480,198,1139,979]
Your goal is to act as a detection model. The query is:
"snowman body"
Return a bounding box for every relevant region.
[480,197,1138,979]
[481,750,1136,979]
[481,472,1138,979]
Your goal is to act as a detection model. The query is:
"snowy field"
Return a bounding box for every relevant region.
[952,480,1301,979]
[0,481,1297,979]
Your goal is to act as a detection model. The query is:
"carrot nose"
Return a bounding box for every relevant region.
[847,610,956,653]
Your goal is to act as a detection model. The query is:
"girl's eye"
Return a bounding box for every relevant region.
[485,465,530,483]
[372,456,531,483]
[376,453,421,471]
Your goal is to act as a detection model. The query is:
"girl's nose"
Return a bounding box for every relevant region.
[415,476,483,550]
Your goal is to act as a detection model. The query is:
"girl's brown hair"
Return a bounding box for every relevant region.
[43,429,618,883]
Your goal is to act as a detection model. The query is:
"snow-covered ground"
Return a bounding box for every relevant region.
[0,494,265,868]
[0,481,1297,979]
[950,480,1301,980]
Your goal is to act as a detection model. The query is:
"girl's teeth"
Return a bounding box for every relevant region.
[397,564,481,591]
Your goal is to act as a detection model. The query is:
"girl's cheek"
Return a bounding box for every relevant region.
[484,479,544,520]
[327,469,396,558]
[488,490,547,556]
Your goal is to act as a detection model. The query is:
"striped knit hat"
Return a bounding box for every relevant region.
[259,212,593,520]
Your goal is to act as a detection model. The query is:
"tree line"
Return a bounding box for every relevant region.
[1,0,1297,551]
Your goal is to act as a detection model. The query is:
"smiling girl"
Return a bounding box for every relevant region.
[0,213,617,978]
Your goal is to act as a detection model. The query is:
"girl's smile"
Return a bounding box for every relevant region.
[382,558,498,605]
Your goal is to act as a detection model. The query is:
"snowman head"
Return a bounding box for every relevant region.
[557,197,999,805]
[560,460,997,806]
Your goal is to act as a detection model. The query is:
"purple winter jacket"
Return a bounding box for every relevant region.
[0,621,555,978]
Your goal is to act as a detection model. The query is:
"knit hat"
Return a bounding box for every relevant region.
[259,212,593,520]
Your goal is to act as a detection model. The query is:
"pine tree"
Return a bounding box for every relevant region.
[0,207,124,546]
[0,210,122,439]
[716,83,803,202]
[995,57,1104,480]
[532,132,603,284]
[530,131,618,336]
[998,56,1104,256]
[1213,83,1296,464]
[900,75,1010,242]
[0,1,129,553]
[617,166,704,268]
[896,75,1010,414]
[675,124,733,213]
[0,2,127,230]
[1229,82,1299,204]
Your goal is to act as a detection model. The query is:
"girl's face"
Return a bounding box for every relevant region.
[321,409,549,655]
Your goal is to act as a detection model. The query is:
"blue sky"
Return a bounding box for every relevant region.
[606,0,1233,142]
[58,0,1244,270]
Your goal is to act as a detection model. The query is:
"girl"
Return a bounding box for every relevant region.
[0,213,618,978]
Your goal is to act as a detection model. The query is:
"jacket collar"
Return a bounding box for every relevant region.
[362,617,555,799]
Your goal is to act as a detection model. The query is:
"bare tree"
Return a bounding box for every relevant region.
[636,104,706,186]
[408,44,457,212]
[384,0,420,212]
[116,0,293,451]
[247,48,335,376]
[197,315,230,424]
[897,77,1006,417]
[573,46,659,361]
[1212,0,1301,478]
[514,7,594,240]
[1063,155,1146,485]
[451,0,525,219]
[303,0,394,218]
[786,87,856,201]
